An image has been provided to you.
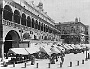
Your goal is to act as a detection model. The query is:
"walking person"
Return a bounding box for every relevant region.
[60,51,65,65]
[61,56,64,64]
[56,54,58,62]
[50,54,55,64]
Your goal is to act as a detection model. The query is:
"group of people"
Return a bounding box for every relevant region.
[49,51,65,65]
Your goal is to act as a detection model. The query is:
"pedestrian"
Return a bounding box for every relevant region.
[6,53,8,59]
[28,54,31,60]
[3,61,8,67]
[82,50,84,54]
[50,54,55,64]
[61,56,64,64]
[56,54,58,62]
[31,55,35,65]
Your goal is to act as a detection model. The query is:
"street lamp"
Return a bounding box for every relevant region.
[85,46,88,61]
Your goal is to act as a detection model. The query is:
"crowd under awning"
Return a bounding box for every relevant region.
[8,42,67,56]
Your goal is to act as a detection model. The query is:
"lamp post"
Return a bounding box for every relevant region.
[85,46,87,61]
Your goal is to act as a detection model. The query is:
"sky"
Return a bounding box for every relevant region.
[15,0,90,25]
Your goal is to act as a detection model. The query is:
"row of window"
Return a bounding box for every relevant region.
[3,5,58,34]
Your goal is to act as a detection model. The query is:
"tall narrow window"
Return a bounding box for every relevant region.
[21,13,26,26]
[3,5,13,21]
[32,18,34,28]
[27,16,31,27]
[14,10,20,24]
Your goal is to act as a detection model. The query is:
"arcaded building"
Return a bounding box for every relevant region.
[55,18,89,44]
[0,0,60,58]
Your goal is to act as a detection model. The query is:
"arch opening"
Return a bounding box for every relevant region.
[4,30,20,53]
[36,20,38,29]
[21,13,26,26]
[44,36,47,40]
[32,18,34,28]
[3,5,13,21]
[27,16,31,27]
[14,10,20,24]
[38,22,40,30]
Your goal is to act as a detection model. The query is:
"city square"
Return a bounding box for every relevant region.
[0,0,90,69]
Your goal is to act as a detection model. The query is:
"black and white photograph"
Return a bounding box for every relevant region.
[0,0,90,69]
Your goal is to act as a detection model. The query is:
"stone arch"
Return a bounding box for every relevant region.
[14,10,20,24]
[21,13,26,26]
[3,5,13,21]
[36,20,38,29]
[32,18,34,28]
[23,33,30,39]
[38,22,40,30]
[34,19,37,29]
[41,23,43,31]
[46,25,48,32]
[44,36,47,40]
[4,30,20,53]
[44,24,45,32]
[27,16,31,27]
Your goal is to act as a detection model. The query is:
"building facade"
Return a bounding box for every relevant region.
[55,18,89,44]
[0,0,60,58]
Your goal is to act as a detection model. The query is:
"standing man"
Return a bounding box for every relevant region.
[60,51,65,64]
[31,55,35,65]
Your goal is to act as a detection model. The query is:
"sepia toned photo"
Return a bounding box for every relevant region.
[0,0,90,69]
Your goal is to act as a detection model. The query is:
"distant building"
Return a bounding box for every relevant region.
[55,18,89,44]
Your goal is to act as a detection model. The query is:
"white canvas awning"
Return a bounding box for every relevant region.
[39,46,51,55]
[8,48,29,55]
[50,47,60,54]
[25,47,40,54]
[38,44,61,55]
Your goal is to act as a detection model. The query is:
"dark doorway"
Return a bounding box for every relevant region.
[4,34,12,53]
[4,30,20,53]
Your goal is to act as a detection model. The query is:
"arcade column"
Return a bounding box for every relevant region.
[0,40,4,61]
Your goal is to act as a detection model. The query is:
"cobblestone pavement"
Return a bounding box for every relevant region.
[0,51,90,69]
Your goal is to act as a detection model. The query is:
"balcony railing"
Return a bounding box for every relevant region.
[2,19,29,31]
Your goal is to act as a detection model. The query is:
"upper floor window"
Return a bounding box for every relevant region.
[21,13,26,26]
[27,16,31,27]
[32,18,35,28]
[14,10,20,24]
[3,5,13,21]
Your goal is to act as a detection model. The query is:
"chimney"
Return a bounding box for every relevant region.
[75,17,78,23]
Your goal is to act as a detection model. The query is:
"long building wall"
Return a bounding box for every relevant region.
[0,0,61,58]
[2,0,60,40]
